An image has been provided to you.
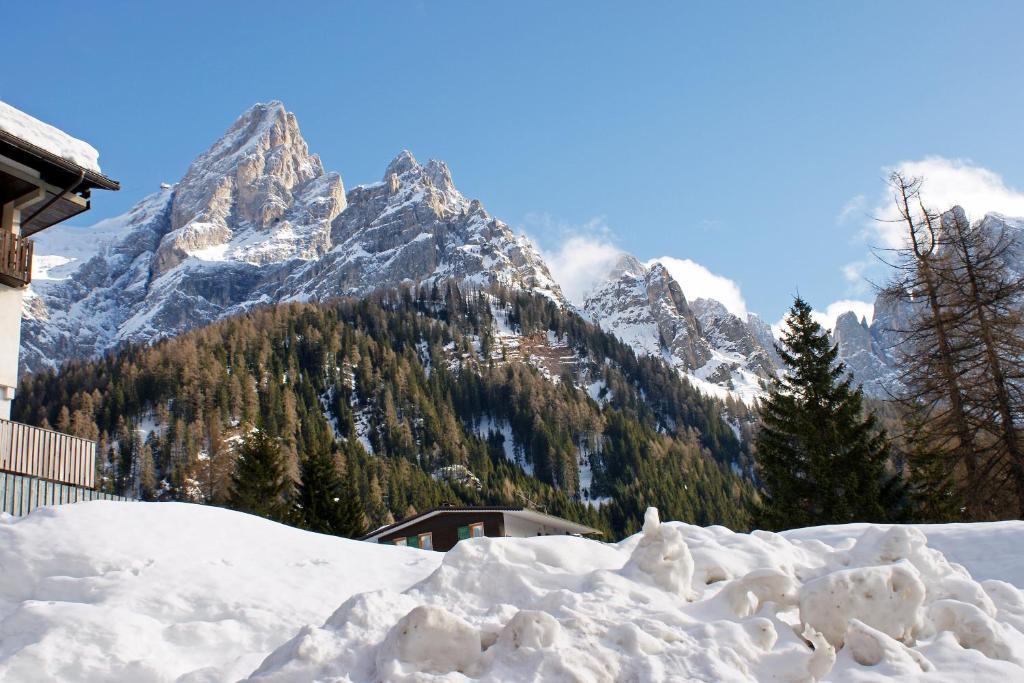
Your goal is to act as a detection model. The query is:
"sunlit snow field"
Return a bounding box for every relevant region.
[2,502,1023,681]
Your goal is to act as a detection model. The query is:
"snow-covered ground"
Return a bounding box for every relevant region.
[0,503,438,681]
[3,503,1024,682]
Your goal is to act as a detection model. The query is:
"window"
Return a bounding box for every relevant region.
[457,523,485,542]
[407,535,420,549]
[393,537,407,546]
[419,533,433,551]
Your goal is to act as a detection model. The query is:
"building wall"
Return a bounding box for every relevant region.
[377,511,506,552]
[0,285,22,420]
[501,514,579,538]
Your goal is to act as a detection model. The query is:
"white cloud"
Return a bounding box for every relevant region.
[837,194,868,224]
[814,299,874,330]
[772,299,875,338]
[841,260,869,283]
[868,157,1024,249]
[652,257,748,319]
[528,214,624,305]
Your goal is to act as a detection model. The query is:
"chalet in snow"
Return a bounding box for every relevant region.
[0,100,124,515]
[360,506,602,552]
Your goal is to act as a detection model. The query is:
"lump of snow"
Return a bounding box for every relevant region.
[0,100,102,172]
[799,562,925,647]
[721,568,798,618]
[928,599,1024,665]
[376,605,480,677]
[620,507,695,598]
[803,626,838,681]
[844,619,933,672]
[495,610,560,650]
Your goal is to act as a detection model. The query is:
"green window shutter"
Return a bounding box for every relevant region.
[457,525,470,541]
[407,535,420,549]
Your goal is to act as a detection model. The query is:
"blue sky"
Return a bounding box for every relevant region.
[3,1,1023,325]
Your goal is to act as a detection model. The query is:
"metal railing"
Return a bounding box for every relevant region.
[0,418,96,488]
[0,231,32,288]
[1,471,127,517]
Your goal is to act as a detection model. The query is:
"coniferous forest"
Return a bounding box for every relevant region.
[14,284,756,539]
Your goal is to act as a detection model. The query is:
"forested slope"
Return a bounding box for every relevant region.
[14,285,755,537]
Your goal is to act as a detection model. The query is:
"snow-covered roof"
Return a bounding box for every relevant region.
[0,100,102,173]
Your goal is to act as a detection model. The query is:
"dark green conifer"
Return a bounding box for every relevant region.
[229,428,292,522]
[754,297,900,529]
[295,443,366,538]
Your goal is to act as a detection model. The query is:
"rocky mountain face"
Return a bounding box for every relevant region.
[40,99,1013,406]
[831,310,897,397]
[23,101,560,375]
[583,256,778,402]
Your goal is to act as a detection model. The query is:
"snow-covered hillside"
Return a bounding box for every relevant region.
[3,502,1024,681]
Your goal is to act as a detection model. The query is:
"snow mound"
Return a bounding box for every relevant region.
[377,605,481,677]
[5,503,1024,681]
[251,508,1024,682]
[799,563,926,646]
[0,502,439,681]
[620,507,695,597]
[0,100,102,172]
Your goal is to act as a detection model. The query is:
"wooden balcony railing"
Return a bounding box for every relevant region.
[0,231,33,288]
[0,418,96,488]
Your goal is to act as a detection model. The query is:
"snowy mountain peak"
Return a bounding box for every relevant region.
[23,103,563,374]
[384,149,419,179]
[583,255,780,402]
[174,101,324,228]
[156,101,343,276]
[607,253,647,281]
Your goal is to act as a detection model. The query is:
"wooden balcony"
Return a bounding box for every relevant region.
[0,418,96,488]
[0,231,33,288]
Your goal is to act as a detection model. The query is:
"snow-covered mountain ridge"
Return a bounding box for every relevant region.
[27,98,997,403]
[22,101,561,375]
[581,254,779,403]
[20,100,778,403]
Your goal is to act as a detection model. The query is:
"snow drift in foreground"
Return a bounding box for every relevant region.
[0,503,439,681]
[3,503,1024,682]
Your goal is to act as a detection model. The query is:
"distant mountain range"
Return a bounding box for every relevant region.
[22,101,1024,401]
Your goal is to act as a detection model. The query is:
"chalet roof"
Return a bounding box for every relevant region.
[359,505,602,542]
[0,102,119,237]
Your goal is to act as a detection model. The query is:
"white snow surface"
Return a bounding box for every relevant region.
[0,100,102,172]
[0,502,438,682]
[4,503,1024,682]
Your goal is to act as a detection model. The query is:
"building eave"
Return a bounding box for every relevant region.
[358,505,602,542]
[0,131,119,192]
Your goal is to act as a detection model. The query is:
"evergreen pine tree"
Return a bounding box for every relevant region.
[294,444,366,538]
[229,428,292,522]
[754,297,900,530]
